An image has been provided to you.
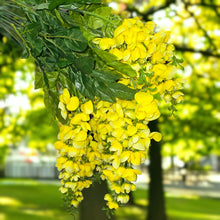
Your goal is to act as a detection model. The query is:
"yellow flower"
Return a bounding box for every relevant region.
[114,24,127,38]
[117,194,129,204]
[172,91,184,99]
[104,193,112,202]
[145,21,156,32]
[60,88,70,104]
[108,201,119,210]
[66,96,79,111]
[112,156,121,169]
[63,160,75,174]
[130,152,142,165]
[176,95,184,103]
[109,48,124,60]
[70,113,90,124]
[54,141,65,151]
[56,156,67,171]
[126,125,137,136]
[99,38,116,50]
[71,199,79,208]
[59,88,79,112]
[163,80,175,91]
[72,140,87,149]
[59,186,68,194]
[149,132,162,142]
[122,183,136,193]
[74,130,87,142]
[122,168,141,182]
[109,140,123,155]
[111,183,124,194]
[135,92,153,104]
[81,100,93,114]
[58,102,67,119]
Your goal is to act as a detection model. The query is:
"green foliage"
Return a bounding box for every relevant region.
[11,0,136,119]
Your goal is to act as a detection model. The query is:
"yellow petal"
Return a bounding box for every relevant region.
[149,132,162,142]
[54,141,65,150]
[58,102,67,119]
[120,151,131,163]
[74,130,87,141]
[70,113,90,124]
[112,157,120,169]
[66,96,79,111]
[135,92,153,104]
[133,142,145,150]
[62,88,70,104]
[81,100,93,114]
[130,152,141,165]
[127,125,137,136]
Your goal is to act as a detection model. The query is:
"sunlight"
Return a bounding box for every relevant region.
[0,197,21,207]
[135,198,148,206]
[21,208,55,217]
[0,179,39,186]
[0,213,6,220]
[116,206,146,220]
[169,210,220,220]
[166,193,199,200]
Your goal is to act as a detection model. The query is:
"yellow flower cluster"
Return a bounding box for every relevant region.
[55,88,162,209]
[94,17,184,105]
[55,17,183,211]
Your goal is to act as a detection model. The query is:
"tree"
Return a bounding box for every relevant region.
[105,0,220,219]
[1,1,184,220]
[0,35,59,164]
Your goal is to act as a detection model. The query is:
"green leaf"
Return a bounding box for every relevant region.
[91,70,122,82]
[73,56,94,75]
[80,25,101,42]
[108,83,136,100]
[57,52,75,68]
[45,71,59,88]
[43,87,64,122]
[25,22,41,39]
[38,56,57,72]
[69,67,95,100]
[48,0,101,10]
[87,6,111,29]
[48,0,71,10]
[34,71,44,89]
[57,59,73,68]
[31,38,44,57]
[33,3,50,10]
[171,56,184,70]
[94,80,115,103]
[92,47,137,77]
[56,28,87,52]
[59,71,75,93]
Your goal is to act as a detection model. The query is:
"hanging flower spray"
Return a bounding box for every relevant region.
[55,17,183,211]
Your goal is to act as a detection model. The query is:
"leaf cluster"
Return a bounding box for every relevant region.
[14,0,137,118]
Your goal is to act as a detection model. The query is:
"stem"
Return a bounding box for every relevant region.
[10,23,32,56]
[8,0,37,16]
[131,77,137,90]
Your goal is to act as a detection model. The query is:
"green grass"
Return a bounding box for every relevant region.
[1,179,220,220]
[0,179,74,220]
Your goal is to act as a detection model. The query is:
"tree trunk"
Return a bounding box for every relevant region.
[147,120,167,220]
[80,181,115,220]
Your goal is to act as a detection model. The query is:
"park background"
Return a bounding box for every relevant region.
[0,0,220,219]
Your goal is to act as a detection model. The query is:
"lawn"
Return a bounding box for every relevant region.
[0,179,220,220]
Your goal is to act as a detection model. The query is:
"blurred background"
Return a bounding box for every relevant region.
[0,0,220,220]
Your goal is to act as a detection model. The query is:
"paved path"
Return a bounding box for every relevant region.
[136,172,220,198]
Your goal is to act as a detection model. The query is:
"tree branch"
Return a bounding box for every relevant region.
[127,0,176,20]
[174,45,220,58]
[183,1,218,51]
